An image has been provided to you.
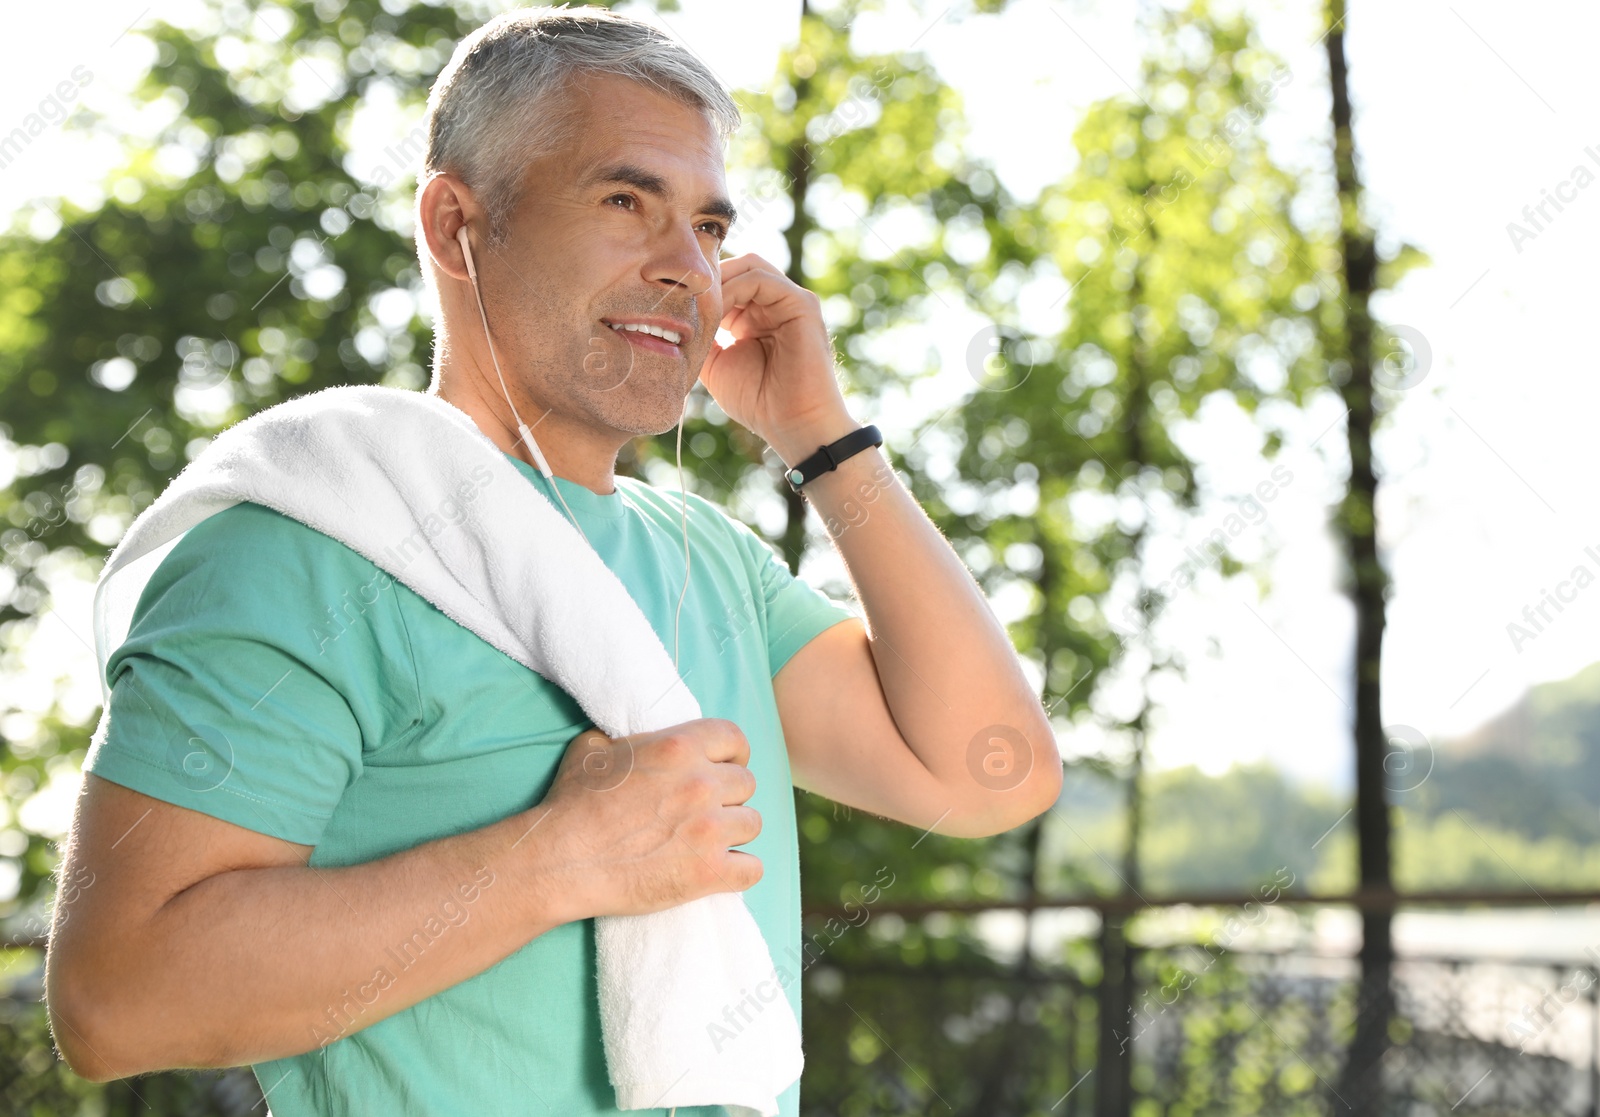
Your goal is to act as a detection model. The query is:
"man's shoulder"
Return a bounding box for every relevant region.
[139,501,389,623]
[113,500,413,691]
[170,500,381,574]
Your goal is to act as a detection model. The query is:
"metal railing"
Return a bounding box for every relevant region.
[797,888,1600,1116]
[2,889,1595,1115]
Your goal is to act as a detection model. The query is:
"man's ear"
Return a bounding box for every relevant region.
[416,171,478,284]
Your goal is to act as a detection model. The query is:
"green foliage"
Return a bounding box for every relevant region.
[1390,660,1600,881]
[736,3,1010,394]
[1394,811,1600,891]
[2,1,494,601]
[1044,755,1600,894]
[685,0,1027,574]
[798,919,1100,1115]
[1137,765,1347,893]
[914,1,1337,759]
[1131,946,1342,1116]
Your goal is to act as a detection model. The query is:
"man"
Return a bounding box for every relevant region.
[45,8,1061,1115]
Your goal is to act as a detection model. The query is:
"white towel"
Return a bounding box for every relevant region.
[88,383,804,1116]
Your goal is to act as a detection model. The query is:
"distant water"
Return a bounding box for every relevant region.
[969,903,1600,966]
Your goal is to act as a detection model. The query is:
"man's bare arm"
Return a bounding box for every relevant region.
[46,773,575,1081]
[770,432,1062,838]
[46,718,763,1082]
[702,254,1060,839]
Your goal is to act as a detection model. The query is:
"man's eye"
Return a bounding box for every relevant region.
[605,193,725,242]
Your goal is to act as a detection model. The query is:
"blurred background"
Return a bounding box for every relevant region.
[1,0,1597,1113]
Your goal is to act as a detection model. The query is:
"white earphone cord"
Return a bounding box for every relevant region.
[459,226,692,673]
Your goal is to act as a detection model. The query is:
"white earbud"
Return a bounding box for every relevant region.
[455,223,694,670]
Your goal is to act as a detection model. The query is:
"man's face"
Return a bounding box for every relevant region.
[475,72,732,438]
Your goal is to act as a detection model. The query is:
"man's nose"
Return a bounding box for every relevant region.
[647,223,716,299]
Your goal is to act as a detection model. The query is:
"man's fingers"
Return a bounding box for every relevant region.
[698,718,750,768]
[721,849,764,891]
[716,270,809,342]
[716,252,775,282]
[718,764,758,807]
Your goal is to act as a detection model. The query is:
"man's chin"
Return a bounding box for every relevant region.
[623,384,698,438]
[576,369,697,439]
[635,412,692,438]
[604,399,693,440]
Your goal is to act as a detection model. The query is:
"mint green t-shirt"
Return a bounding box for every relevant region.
[83,451,856,1117]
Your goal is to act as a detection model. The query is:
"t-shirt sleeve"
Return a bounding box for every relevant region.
[84,502,419,847]
[713,508,857,678]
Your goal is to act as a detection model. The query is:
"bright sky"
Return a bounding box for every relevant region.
[3,0,1598,801]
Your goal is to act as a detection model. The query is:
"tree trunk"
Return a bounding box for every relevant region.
[1095,137,1159,1117]
[1324,2,1394,1111]
[777,5,816,574]
[968,818,1046,1116]
[1094,914,1134,1117]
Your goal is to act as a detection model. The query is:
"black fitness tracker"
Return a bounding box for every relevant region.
[784,425,884,492]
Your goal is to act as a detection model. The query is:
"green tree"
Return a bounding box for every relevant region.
[1319,0,1426,1106]
[910,4,1332,1106]
[0,2,571,1107]
[700,0,1021,572]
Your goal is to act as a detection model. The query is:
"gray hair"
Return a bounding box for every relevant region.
[420,5,742,249]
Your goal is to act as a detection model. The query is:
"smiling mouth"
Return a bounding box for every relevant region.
[603,320,686,356]
[609,321,683,344]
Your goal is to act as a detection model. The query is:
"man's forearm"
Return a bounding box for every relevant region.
[54,803,576,1079]
[771,419,1056,789]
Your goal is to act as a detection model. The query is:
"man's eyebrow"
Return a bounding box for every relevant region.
[580,161,738,229]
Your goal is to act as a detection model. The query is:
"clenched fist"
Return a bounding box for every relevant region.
[533,718,763,919]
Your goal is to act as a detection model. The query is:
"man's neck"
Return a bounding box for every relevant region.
[426,377,624,496]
